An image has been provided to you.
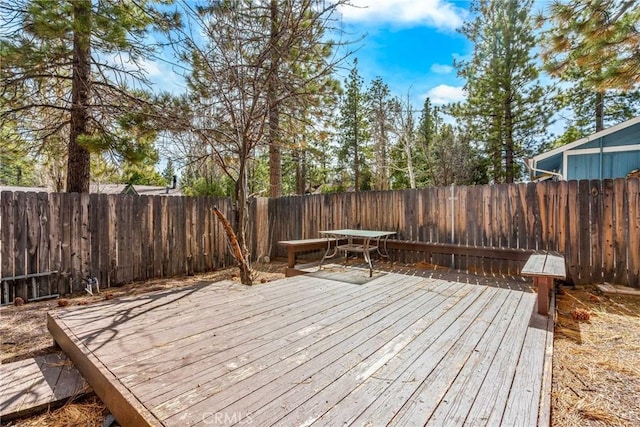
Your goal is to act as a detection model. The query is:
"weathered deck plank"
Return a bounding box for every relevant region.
[128,273,417,401]
[203,279,457,427]
[0,352,91,421]
[48,269,552,427]
[366,289,513,426]
[425,291,525,426]
[460,293,538,425]
[159,276,437,423]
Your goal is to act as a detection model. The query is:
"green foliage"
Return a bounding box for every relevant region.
[161,159,176,187]
[539,1,640,133]
[425,124,489,186]
[337,59,371,191]
[366,77,395,190]
[319,183,347,194]
[249,154,269,197]
[539,0,640,92]
[414,99,442,186]
[0,124,37,186]
[0,0,181,191]
[182,176,234,197]
[554,81,640,135]
[543,125,585,152]
[454,0,553,183]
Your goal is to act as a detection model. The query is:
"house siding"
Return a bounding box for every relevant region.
[533,118,640,180]
[566,150,640,180]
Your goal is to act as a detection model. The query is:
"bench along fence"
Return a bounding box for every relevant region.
[263,179,639,288]
[0,192,236,304]
[1,178,639,304]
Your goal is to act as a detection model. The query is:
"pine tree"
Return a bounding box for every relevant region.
[454,0,552,183]
[540,1,640,92]
[337,59,371,191]
[415,98,441,186]
[366,77,395,191]
[162,159,176,187]
[0,0,180,192]
[258,0,349,197]
[0,123,37,186]
[539,1,640,132]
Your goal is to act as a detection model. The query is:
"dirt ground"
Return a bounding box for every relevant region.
[2,264,639,426]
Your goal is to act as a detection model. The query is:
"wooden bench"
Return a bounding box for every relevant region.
[278,238,341,277]
[521,252,566,315]
[385,240,535,267]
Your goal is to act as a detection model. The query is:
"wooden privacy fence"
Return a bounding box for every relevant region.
[1,178,639,304]
[0,192,235,304]
[262,179,640,288]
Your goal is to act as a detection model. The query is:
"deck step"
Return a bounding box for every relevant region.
[0,352,92,421]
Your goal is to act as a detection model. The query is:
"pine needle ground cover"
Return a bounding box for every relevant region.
[553,287,640,426]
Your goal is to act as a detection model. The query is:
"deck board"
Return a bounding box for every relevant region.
[130,274,419,402]
[48,269,552,427]
[0,352,91,421]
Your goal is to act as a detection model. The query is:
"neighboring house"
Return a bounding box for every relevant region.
[0,185,50,193]
[90,183,182,196]
[0,182,182,196]
[528,116,640,181]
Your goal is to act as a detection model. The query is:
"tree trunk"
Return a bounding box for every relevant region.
[354,107,360,192]
[234,150,253,285]
[66,0,92,193]
[405,138,416,189]
[504,98,514,184]
[294,148,307,195]
[491,114,502,183]
[595,90,604,132]
[267,0,282,198]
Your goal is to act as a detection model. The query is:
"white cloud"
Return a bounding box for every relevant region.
[424,84,465,105]
[340,0,465,30]
[430,63,454,74]
[140,59,162,77]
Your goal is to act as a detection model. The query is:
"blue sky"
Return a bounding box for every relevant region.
[335,0,473,109]
[148,0,475,110]
[148,0,555,113]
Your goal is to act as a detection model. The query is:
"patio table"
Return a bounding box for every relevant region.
[318,229,396,277]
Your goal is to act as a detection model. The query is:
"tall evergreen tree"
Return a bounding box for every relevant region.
[337,59,370,191]
[0,123,37,186]
[415,98,441,186]
[162,159,176,187]
[366,77,395,190]
[454,0,552,183]
[0,0,180,192]
[259,0,349,197]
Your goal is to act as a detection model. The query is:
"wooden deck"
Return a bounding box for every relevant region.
[0,352,91,421]
[47,268,553,426]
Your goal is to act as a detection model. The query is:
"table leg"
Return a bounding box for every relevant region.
[363,237,373,277]
[318,237,338,271]
[376,235,391,258]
